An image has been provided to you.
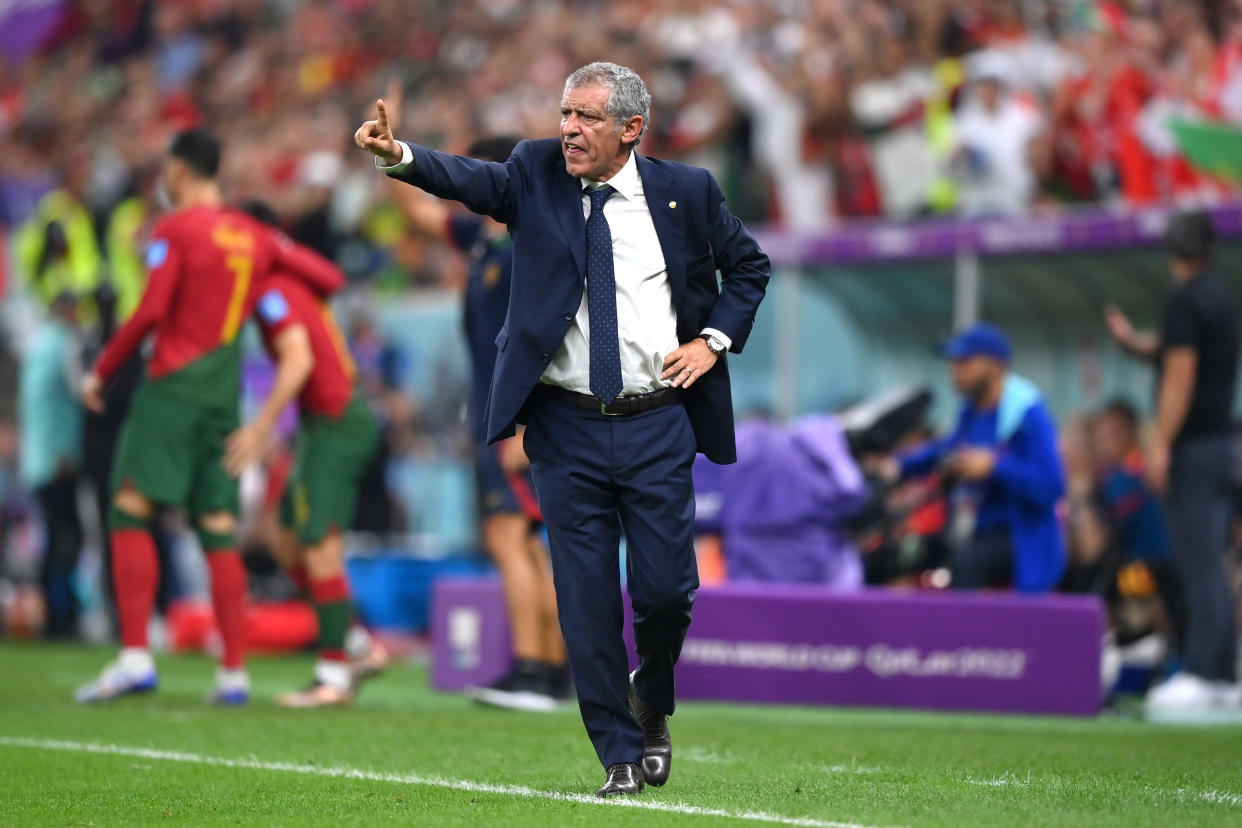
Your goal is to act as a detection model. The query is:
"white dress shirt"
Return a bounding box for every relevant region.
[543,151,730,396]
[379,144,730,397]
[541,151,677,395]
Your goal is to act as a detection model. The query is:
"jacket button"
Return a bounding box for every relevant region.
[562,312,573,321]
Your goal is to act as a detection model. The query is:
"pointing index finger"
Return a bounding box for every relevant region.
[376,99,390,133]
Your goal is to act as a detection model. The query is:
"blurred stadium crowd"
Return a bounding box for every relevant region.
[2,0,1242,706]
[6,0,1242,246]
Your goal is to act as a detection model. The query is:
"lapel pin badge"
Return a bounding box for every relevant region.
[668,200,677,209]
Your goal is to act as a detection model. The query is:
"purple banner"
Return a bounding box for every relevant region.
[431,577,1105,716]
[755,201,1242,267]
[430,576,517,690]
[0,1,66,60]
[242,356,299,439]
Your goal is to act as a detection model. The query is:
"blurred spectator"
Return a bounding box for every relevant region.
[5,0,1242,251]
[878,323,1066,592]
[347,312,408,535]
[695,414,868,587]
[951,53,1046,216]
[1105,210,1240,712]
[1052,8,1153,204]
[1093,400,1174,564]
[17,291,84,638]
[850,36,937,219]
[1091,399,1182,647]
[101,167,158,323]
[1059,412,1113,597]
[12,157,103,318]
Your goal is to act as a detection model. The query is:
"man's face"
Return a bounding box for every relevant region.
[949,355,995,400]
[1092,413,1133,466]
[560,84,640,180]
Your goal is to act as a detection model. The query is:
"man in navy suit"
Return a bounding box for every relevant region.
[356,62,769,797]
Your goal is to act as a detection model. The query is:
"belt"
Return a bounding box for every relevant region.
[537,384,682,416]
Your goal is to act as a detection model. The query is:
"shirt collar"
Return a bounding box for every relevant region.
[581,150,640,201]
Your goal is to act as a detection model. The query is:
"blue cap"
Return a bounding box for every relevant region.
[936,322,1011,362]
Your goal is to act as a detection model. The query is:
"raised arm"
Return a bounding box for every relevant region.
[355,99,522,223]
[1104,304,1160,362]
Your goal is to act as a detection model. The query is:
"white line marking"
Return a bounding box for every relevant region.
[1187,789,1242,808]
[0,736,898,828]
[962,773,1241,809]
[964,774,1030,788]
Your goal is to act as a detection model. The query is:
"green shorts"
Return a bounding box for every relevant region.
[280,394,380,545]
[110,378,240,517]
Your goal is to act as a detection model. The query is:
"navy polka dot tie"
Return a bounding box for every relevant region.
[586,184,622,404]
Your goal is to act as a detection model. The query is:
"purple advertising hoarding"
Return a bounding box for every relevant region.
[430,576,517,692]
[755,201,1242,266]
[431,577,1105,717]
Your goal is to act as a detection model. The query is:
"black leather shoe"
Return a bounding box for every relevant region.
[595,762,644,797]
[629,673,671,786]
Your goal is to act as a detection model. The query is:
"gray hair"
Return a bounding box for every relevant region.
[563,62,651,145]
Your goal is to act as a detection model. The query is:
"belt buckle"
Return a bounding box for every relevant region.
[600,400,623,416]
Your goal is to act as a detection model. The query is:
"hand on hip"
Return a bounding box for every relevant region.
[661,339,718,389]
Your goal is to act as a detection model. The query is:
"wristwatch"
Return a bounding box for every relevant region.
[699,334,726,356]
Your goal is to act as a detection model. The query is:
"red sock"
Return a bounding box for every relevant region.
[310,574,351,662]
[207,552,248,669]
[111,529,159,649]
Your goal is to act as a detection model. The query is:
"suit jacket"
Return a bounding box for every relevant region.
[387,138,770,464]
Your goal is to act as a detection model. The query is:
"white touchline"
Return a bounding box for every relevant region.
[0,736,901,828]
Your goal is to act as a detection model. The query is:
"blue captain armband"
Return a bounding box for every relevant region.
[256,289,290,324]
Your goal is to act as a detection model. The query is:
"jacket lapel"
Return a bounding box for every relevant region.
[636,154,687,310]
[552,166,587,277]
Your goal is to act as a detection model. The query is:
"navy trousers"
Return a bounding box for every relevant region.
[523,390,699,768]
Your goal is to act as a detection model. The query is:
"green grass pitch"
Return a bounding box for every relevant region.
[0,641,1239,826]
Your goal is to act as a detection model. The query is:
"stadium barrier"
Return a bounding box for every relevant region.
[431,577,1106,716]
[744,201,1242,424]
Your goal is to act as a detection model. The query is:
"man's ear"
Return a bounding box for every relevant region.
[165,158,185,187]
[621,115,644,145]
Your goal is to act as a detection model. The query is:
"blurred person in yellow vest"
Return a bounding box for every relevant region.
[104,197,149,323]
[102,164,162,323]
[14,156,104,320]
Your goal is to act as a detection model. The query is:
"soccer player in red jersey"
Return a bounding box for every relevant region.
[75,129,340,705]
[224,201,383,707]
